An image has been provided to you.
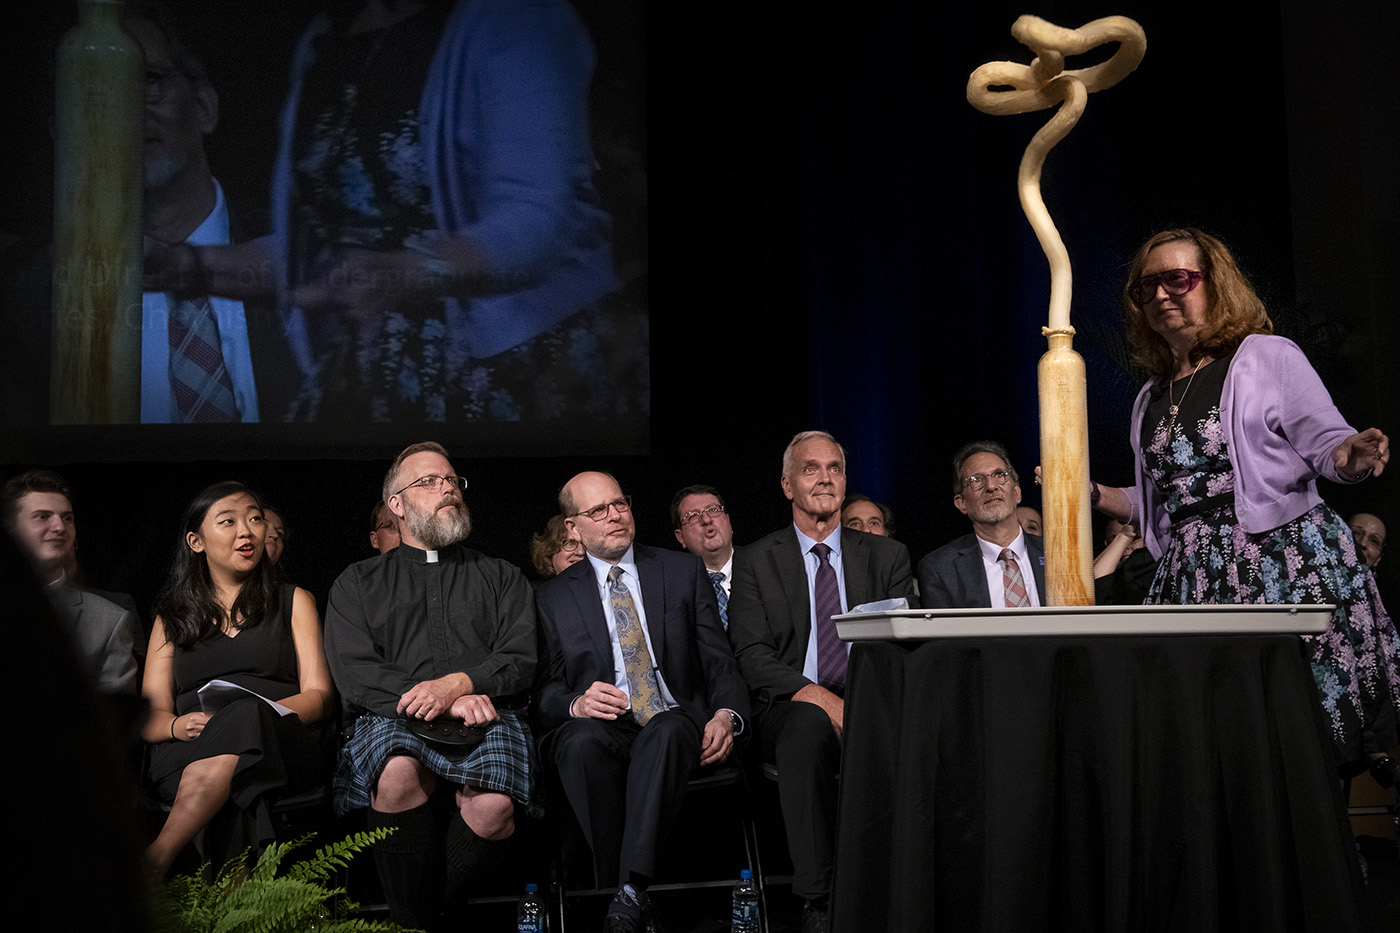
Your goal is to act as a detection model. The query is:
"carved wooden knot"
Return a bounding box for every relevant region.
[966,15,1146,116]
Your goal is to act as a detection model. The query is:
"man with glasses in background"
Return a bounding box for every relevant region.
[130,5,296,422]
[369,499,401,554]
[324,442,537,929]
[534,471,748,933]
[918,440,1047,608]
[2,4,294,424]
[671,484,737,628]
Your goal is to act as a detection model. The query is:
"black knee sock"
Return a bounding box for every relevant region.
[367,803,442,928]
[443,815,504,904]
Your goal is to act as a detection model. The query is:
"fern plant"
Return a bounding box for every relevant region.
[152,828,417,933]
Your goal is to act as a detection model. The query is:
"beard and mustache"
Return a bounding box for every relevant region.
[402,496,472,550]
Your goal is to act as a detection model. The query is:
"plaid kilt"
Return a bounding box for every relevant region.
[333,708,536,816]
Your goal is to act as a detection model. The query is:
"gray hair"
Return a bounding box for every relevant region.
[781,430,847,477]
[951,440,1019,494]
[383,441,452,501]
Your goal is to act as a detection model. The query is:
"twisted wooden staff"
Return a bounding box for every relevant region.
[967,16,1146,606]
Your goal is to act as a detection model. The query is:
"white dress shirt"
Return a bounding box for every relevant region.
[975,529,1042,608]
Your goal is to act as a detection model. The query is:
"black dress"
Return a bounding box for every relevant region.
[147,585,324,861]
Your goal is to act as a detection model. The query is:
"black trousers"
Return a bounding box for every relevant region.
[546,709,702,886]
[756,699,841,901]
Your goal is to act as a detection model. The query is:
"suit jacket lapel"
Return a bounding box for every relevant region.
[841,533,870,609]
[567,567,615,675]
[1027,535,1048,603]
[773,529,812,647]
[956,538,993,608]
[635,546,668,664]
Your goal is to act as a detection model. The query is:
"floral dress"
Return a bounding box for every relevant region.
[1142,351,1400,766]
[284,5,647,423]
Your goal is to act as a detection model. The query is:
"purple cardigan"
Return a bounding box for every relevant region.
[1128,334,1361,558]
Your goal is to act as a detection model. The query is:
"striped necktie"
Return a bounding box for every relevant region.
[1000,548,1031,608]
[811,542,847,691]
[169,295,238,422]
[708,570,729,628]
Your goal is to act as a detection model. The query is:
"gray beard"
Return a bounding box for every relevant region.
[405,502,472,550]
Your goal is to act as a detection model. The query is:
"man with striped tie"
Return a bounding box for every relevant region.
[670,484,736,629]
[727,430,917,933]
[535,471,749,933]
[130,10,297,422]
[917,440,1047,609]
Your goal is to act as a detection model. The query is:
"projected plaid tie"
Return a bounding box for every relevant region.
[169,295,238,422]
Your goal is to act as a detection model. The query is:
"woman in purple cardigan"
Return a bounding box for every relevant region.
[1091,228,1400,784]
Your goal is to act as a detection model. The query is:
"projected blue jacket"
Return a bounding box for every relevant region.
[270,0,617,364]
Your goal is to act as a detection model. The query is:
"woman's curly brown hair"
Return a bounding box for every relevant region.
[1122,228,1273,379]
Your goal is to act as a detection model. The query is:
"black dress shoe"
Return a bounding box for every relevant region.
[802,899,831,933]
[1370,754,1400,789]
[604,885,665,933]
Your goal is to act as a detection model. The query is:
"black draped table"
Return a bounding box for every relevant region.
[830,628,1364,931]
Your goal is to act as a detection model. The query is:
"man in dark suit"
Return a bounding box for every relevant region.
[728,430,917,932]
[918,440,1047,607]
[535,471,750,933]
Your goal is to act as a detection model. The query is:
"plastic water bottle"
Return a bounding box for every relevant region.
[730,868,760,932]
[516,882,545,933]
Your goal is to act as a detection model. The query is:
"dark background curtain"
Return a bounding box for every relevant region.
[1,0,1395,620]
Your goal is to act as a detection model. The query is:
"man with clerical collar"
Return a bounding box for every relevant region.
[324,442,536,930]
[918,440,1048,608]
[534,471,749,933]
[671,483,736,628]
[727,430,917,932]
[2,469,138,696]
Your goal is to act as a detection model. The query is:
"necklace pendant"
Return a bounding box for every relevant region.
[1168,404,1179,417]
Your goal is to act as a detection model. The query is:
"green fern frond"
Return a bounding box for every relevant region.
[160,829,408,933]
[287,827,395,884]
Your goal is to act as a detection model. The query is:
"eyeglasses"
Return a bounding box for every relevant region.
[373,521,397,533]
[960,469,1014,491]
[1129,268,1206,306]
[679,505,726,526]
[392,474,468,497]
[572,496,632,522]
[559,538,582,552]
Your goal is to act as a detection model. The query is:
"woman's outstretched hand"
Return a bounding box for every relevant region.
[1333,428,1390,479]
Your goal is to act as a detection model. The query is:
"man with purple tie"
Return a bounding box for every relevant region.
[727,430,916,933]
[917,441,1047,609]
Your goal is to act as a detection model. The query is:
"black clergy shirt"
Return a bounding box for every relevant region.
[324,543,537,719]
